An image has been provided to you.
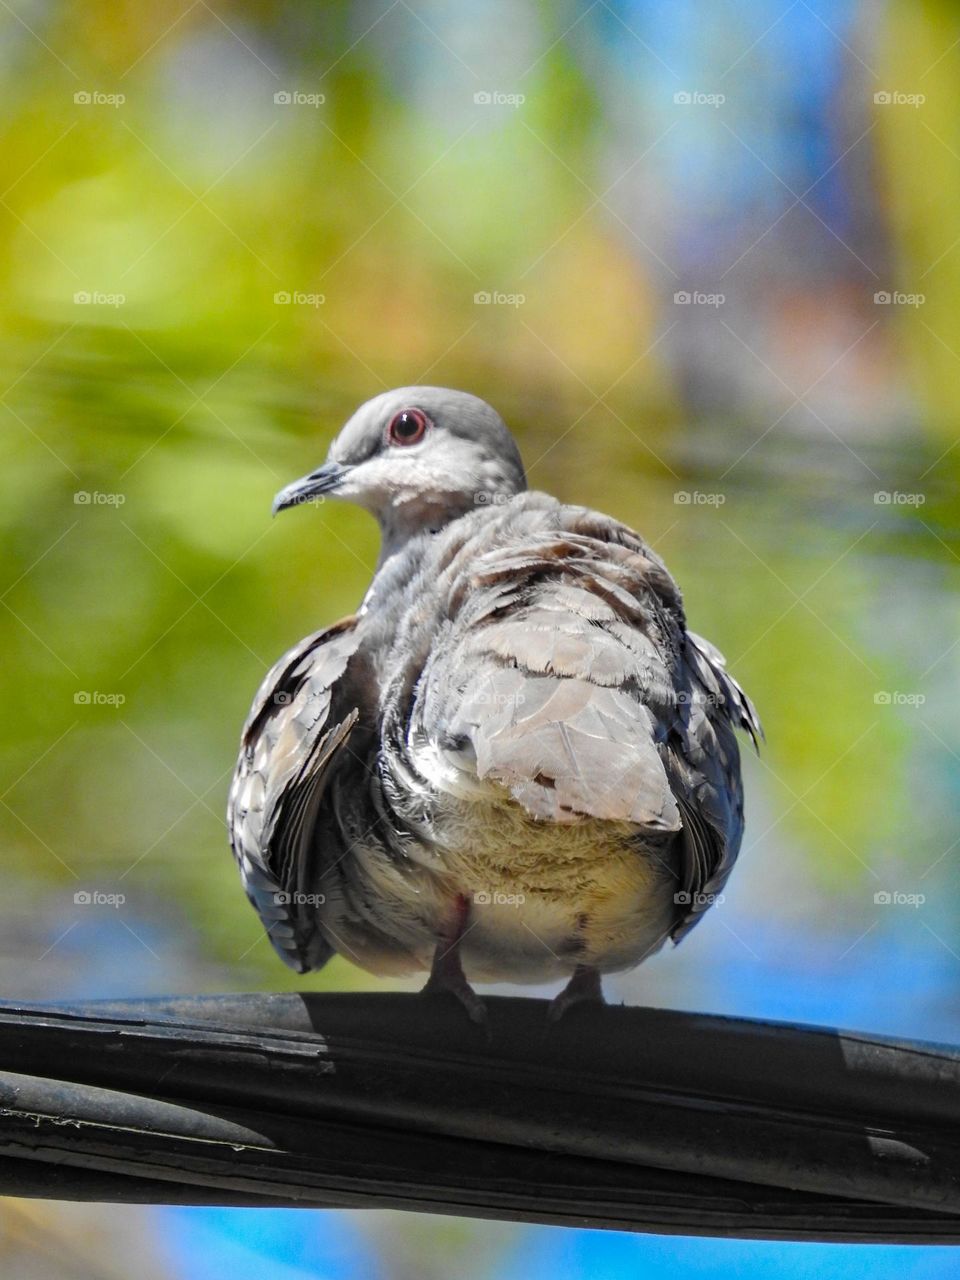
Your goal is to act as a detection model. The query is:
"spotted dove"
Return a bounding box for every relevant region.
[227,387,760,1020]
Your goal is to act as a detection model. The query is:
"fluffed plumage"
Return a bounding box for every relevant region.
[228,388,760,1012]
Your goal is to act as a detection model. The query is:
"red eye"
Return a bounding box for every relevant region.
[387,407,429,446]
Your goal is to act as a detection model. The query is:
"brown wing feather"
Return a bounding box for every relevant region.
[227,616,362,972]
[416,503,760,939]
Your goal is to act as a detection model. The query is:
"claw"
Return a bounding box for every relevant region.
[420,963,488,1026]
[547,964,605,1022]
[419,895,489,1035]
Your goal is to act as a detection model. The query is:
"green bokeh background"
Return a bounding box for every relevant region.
[0,0,955,1002]
[5,2,960,1276]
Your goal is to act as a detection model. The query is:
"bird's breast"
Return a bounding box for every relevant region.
[332,787,680,984]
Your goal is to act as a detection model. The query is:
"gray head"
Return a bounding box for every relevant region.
[273,387,527,556]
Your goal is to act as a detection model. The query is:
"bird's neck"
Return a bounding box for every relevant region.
[374,495,475,570]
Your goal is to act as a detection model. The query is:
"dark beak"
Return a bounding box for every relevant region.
[272,461,350,515]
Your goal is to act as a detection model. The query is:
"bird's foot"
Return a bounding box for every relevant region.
[420,965,488,1026]
[420,921,488,1032]
[547,965,605,1022]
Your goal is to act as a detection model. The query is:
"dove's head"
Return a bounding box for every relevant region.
[273,387,527,554]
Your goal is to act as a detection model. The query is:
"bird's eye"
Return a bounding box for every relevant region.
[387,407,429,446]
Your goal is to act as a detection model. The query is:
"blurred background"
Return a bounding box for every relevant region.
[1,0,959,1274]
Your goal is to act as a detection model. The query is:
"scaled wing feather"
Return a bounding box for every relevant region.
[227,617,361,972]
[414,505,761,940]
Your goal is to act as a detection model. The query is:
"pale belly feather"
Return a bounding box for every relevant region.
[327,791,680,984]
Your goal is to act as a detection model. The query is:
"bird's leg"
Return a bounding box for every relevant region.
[420,894,487,1026]
[547,964,606,1022]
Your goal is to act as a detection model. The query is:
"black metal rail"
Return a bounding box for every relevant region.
[0,993,957,1242]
